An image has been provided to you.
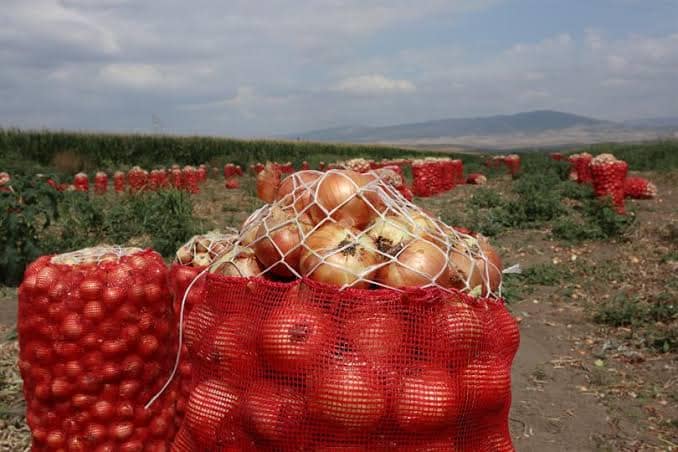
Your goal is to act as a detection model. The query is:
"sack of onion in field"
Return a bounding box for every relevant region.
[73,172,89,192]
[568,152,593,184]
[94,172,108,194]
[113,171,126,193]
[18,246,178,451]
[1,171,12,192]
[504,154,521,177]
[590,153,628,214]
[127,166,148,193]
[181,166,200,194]
[174,169,518,451]
[411,160,437,197]
[169,232,239,427]
[624,176,657,199]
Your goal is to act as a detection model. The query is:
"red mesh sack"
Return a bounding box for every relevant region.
[173,277,517,451]
[94,172,108,194]
[170,168,183,189]
[170,232,240,429]
[73,173,89,192]
[224,164,236,178]
[235,165,244,177]
[170,169,516,450]
[18,246,178,451]
[113,171,126,193]
[197,166,208,183]
[590,154,628,214]
[503,155,520,177]
[412,161,436,197]
[624,176,657,199]
[127,167,148,193]
[550,152,564,161]
[182,166,200,194]
[301,161,310,171]
[568,153,593,184]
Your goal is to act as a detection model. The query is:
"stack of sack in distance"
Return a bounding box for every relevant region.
[568,152,658,213]
[411,158,464,197]
[173,168,519,450]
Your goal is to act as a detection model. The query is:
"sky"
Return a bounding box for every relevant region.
[1,0,677,137]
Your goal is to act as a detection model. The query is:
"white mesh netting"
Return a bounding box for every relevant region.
[50,245,144,265]
[175,230,239,267]
[214,169,503,298]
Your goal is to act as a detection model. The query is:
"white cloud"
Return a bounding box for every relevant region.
[0,0,677,135]
[99,64,174,89]
[334,75,416,95]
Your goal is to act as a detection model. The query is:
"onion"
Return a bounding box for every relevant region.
[254,206,310,278]
[200,314,258,376]
[185,379,240,446]
[448,248,483,292]
[60,313,83,340]
[260,303,333,374]
[345,308,404,366]
[210,245,262,277]
[184,303,217,353]
[376,239,453,289]
[308,358,387,431]
[460,358,511,413]
[431,301,485,364]
[243,381,306,442]
[299,223,379,289]
[366,215,414,254]
[275,171,321,214]
[92,400,115,421]
[256,162,281,202]
[395,366,461,432]
[476,235,503,294]
[46,430,66,449]
[309,170,382,229]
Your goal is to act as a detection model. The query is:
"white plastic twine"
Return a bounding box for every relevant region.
[145,266,209,410]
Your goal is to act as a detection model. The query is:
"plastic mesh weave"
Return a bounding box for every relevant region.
[18,246,178,451]
[590,154,628,214]
[174,276,518,451]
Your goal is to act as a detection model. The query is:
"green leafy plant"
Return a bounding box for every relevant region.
[0,175,62,284]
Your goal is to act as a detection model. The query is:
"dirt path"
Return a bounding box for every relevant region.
[509,298,612,451]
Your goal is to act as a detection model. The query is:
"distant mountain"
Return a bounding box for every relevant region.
[623,117,678,129]
[291,110,610,143]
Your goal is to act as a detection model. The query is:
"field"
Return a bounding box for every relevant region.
[1,134,677,450]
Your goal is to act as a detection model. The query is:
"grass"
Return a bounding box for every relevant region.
[593,292,677,353]
[0,128,484,172]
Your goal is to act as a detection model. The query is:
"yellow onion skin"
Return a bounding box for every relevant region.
[376,239,453,289]
[299,223,379,289]
[275,171,321,215]
[210,246,262,278]
[256,163,281,203]
[475,236,503,295]
[366,216,414,255]
[309,170,382,229]
[448,248,483,293]
[254,208,309,278]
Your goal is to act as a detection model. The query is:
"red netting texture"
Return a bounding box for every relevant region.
[173,275,518,451]
[18,247,178,451]
[590,154,628,214]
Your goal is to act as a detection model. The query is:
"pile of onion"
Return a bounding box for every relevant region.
[220,169,503,296]
[175,232,238,267]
